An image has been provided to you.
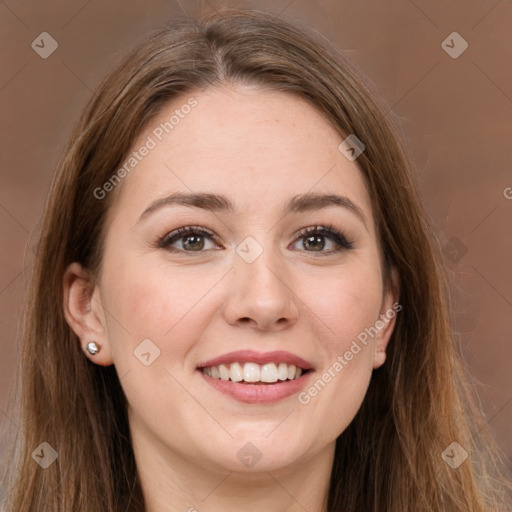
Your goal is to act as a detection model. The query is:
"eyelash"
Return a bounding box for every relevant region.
[156,224,354,255]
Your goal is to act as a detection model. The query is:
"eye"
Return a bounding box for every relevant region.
[156,225,220,253]
[156,224,354,255]
[290,224,354,254]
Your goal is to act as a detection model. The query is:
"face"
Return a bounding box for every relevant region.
[65,84,398,476]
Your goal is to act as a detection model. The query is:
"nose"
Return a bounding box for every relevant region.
[223,243,300,331]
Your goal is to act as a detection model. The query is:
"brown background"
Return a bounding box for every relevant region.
[1,0,511,474]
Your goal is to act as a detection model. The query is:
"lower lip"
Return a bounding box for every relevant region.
[197,369,314,404]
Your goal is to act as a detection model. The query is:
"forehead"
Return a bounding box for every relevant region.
[107,85,374,228]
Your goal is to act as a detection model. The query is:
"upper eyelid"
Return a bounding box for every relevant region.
[160,225,343,241]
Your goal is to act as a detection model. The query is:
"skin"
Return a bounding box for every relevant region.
[64,84,399,512]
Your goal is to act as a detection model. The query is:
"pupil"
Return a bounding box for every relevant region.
[305,234,324,251]
[184,235,204,250]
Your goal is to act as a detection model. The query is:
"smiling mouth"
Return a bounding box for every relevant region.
[200,361,310,384]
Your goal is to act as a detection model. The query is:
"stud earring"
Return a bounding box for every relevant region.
[85,342,100,355]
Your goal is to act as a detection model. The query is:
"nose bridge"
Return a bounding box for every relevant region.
[236,233,287,296]
[224,232,299,329]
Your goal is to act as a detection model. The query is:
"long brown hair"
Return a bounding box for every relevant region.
[2,8,511,511]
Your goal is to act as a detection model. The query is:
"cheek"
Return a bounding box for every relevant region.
[100,257,220,366]
[295,256,382,423]
[308,258,383,350]
[99,261,211,426]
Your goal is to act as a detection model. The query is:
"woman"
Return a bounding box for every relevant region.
[2,8,511,511]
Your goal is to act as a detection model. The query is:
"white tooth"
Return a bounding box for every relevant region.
[219,364,230,381]
[204,367,212,377]
[295,367,303,378]
[287,364,296,380]
[211,366,220,378]
[244,362,260,382]
[229,362,243,382]
[260,363,278,383]
[278,362,289,381]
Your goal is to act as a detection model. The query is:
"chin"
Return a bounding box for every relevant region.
[198,438,307,475]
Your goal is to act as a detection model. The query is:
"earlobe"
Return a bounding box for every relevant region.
[63,262,114,366]
[372,350,387,369]
[372,266,400,370]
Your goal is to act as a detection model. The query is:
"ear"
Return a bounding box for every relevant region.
[63,262,113,366]
[372,266,400,369]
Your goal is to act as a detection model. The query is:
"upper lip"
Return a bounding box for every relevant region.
[197,350,314,370]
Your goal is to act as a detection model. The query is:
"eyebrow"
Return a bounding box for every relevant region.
[136,191,367,228]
